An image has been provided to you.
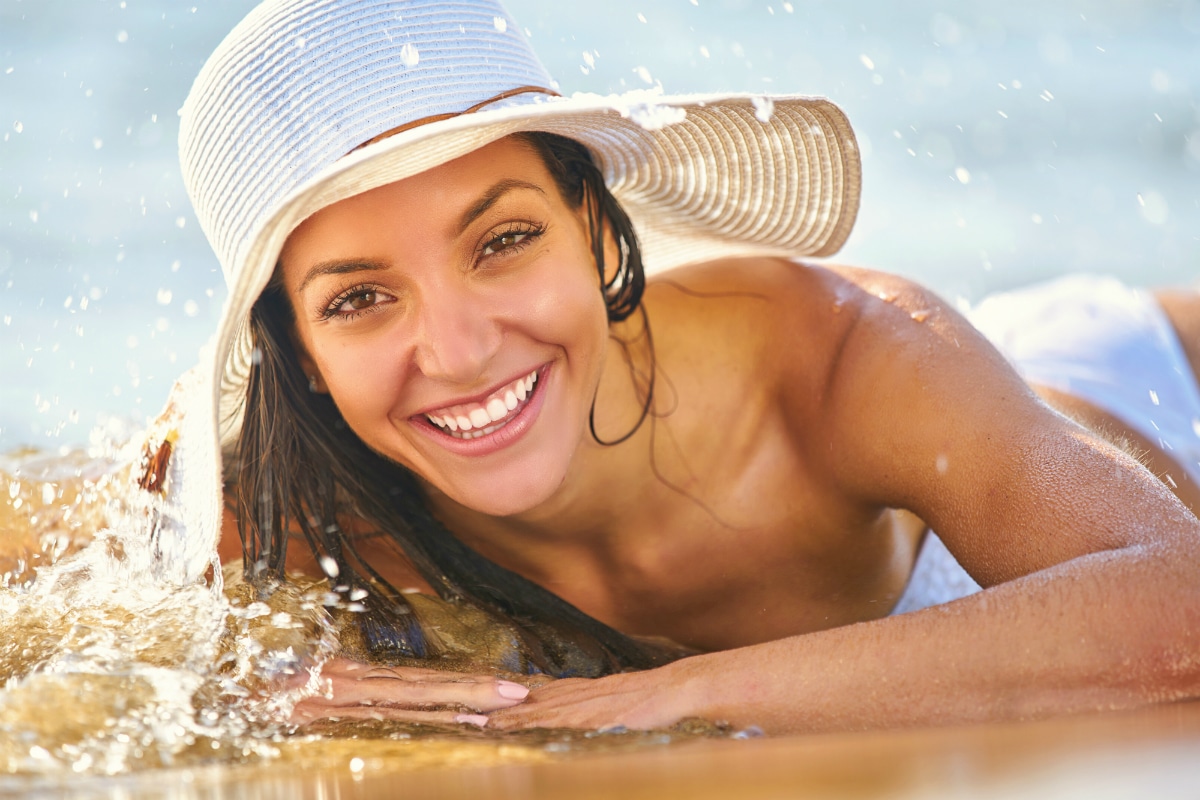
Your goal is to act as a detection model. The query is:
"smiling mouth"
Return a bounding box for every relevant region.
[423,369,540,440]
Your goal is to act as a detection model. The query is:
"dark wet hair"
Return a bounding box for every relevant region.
[233,132,675,676]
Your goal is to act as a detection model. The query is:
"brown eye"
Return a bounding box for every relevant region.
[482,230,530,256]
[347,290,375,310]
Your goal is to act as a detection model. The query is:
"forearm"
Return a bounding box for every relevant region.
[670,543,1200,734]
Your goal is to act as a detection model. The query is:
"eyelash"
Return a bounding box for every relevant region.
[478,221,544,260]
[317,222,547,321]
[320,283,387,322]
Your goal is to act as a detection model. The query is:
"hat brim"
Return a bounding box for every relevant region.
[212,90,861,449]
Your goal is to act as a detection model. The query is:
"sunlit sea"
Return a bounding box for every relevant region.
[0,0,1198,786]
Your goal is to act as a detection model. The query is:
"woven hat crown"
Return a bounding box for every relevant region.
[180,0,552,287]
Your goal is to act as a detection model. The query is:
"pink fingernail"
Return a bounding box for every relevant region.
[497,681,530,700]
[455,714,489,727]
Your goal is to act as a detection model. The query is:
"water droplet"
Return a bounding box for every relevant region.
[349,757,365,773]
[636,12,647,23]
[860,54,875,70]
[116,30,129,44]
[174,216,187,229]
[492,16,507,33]
[955,166,971,184]
[93,138,103,150]
[399,43,419,68]
[183,300,199,317]
[12,120,22,133]
[1138,191,1169,225]
[156,289,172,305]
[319,556,340,578]
[1149,389,1160,406]
[28,210,37,223]
[633,65,653,85]
[751,96,775,123]
[41,484,55,505]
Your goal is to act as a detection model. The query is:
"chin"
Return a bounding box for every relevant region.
[439,463,568,518]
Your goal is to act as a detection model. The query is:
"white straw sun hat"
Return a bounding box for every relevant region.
[178,0,862,455]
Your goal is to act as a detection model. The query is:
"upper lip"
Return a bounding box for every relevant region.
[409,364,543,418]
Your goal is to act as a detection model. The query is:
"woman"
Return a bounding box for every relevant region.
[180,0,1200,733]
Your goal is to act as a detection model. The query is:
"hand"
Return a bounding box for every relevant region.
[487,667,694,731]
[289,658,532,726]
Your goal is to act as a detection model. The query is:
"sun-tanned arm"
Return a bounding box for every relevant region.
[489,264,1200,734]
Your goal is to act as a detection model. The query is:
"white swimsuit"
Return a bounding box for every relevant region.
[892,274,1200,615]
[970,273,1200,487]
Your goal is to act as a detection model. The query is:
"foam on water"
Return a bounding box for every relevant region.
[0,366,334,776]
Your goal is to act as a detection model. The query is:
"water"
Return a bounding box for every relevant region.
[0,0,1198,783]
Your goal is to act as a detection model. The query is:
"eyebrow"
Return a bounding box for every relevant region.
[295,179,548,295]
[458,178,546,232]
[296,258,389,295]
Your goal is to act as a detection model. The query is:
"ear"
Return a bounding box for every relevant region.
[600,214,621,288]
[290,329,329,394]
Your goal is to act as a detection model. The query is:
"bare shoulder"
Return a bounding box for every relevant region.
[643,257,860,376]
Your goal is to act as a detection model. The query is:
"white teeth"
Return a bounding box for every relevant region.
[428,369,541,438]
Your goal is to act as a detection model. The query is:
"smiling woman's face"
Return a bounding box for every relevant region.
[278,136,611,517]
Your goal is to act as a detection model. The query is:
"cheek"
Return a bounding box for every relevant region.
[309,335,408,424]
[516,255,608,356]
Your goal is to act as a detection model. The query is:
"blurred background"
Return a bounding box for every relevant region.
[1,0,1197,448]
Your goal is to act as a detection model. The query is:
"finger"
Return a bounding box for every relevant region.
[487,704,585,731]
[291,701,490,727]
[304,664,531,712]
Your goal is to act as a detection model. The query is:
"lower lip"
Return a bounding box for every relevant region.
[411,366,550,457]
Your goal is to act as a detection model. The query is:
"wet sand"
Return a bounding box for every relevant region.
[25,701,1200,799]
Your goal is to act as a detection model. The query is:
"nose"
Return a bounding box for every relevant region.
[410,282,503,384]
